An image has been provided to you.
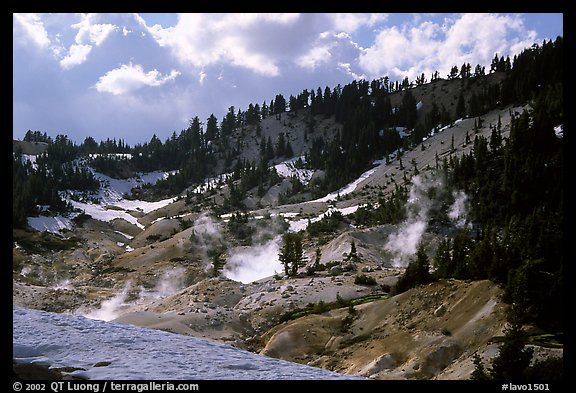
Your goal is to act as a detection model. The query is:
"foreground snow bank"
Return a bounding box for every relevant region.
[13,307,362,380]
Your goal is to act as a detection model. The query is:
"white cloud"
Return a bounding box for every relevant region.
[56,13,118,69]
[13,13,50,48]
[60,44,92,69]
[338,62,365,81]
[218,35,280,76]
[295,30,363,78]
[94,63,180,95]
[71,13,117,46]
[359,13,540,81]
[141,13,302,76]
[199,70,207,84]
[212,13,300,29]
[13,13,120,70]
[296,45,332,69]
[359,26,412,75]
[330,13,388,32]
[14,12,555,146]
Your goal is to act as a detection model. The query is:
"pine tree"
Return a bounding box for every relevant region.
[393,243,433,294]
[276,132,286,157]
[285,140,294,158]
[456,93,466,119]
[313,247,322,270]
[266,136,275,160]
[205,114,219,141]
[278,232,306,277]
[346,240,360,263]
[473,305,534,381]
[471,353,490,380]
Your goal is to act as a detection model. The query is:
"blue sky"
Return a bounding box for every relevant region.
[13,13,563,146]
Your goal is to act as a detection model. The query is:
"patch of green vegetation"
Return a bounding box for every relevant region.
[145,234,163,242]
[349,294,388,306]
[101,266,136,274]
[528,333,563,348]
[489,332,563,349]
[278,293,388,323]
[72,213,92,225]
[13,230,80,253]
[354,273,377,286]
[306,211,345,238]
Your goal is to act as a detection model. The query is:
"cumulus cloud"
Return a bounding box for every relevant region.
[13,13,50,48]
[359,13,538,81]
[14,13,118,69]
[296,45,333,69]
[57,13,118,69]
[71,13,117,47]
[13,12,556,146]
[94,62,180,95]
[60,44,92,69]
[295,30,363,77]
[338,62,365,81]
[141,13,302,77]
[199,70,207,84]
[137,13,386,78]
[330,13,389,33]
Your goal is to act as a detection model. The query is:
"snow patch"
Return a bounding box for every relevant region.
[13,306,361,380]
[274,157,314,185]
[27,215,73,234]
[554,124,563,139]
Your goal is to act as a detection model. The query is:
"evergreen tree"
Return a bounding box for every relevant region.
[285,140,294,158]
[276,132,286,157]
[393,243,433,294]
[278,232,306,276]
[205,114,219,141]
[473,64,485,78]
[470,353,490,380]
[456,93,466,119]
[266,136,275,160]
[473,305,534,381]
[273,94,286,116]
[261,101,269,118]
[448,65,459,79]
[220,106,237,136]
[346,240,360,263]
[313,247,322,271]
[399,90,418,129]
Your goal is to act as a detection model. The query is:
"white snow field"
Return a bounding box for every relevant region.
[13,306,363,380]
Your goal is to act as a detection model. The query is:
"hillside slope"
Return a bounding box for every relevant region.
[13,64,563,380]
[260,279,508,380]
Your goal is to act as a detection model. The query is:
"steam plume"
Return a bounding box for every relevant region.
[448,191,470,228]
[223,236,283,283]
[84,281,133,321]
[384,175,441,267]
[384,174,471,267]
[152,267,187,298]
